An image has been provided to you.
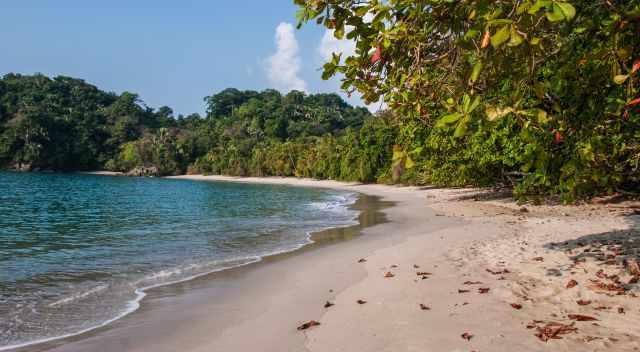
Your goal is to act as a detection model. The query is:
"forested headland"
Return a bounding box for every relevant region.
[2,1,640,202]
[0,73,390,181]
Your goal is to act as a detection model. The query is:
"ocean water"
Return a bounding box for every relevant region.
[0,172,359,349]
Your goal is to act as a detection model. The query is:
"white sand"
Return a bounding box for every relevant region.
[171,175,640,352]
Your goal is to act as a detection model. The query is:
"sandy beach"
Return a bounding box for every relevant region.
[13,175,640,352]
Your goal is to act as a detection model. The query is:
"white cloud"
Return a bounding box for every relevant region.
[316,14,385,113]
[265,22,307,92]
[317,28,356,61]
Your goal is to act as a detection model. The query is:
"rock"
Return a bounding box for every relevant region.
[519,207,529,213]
[126,166,160,177]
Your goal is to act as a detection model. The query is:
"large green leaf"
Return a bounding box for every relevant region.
[556,2,576,21]
[491,25,510,48]
[470,61,483,82]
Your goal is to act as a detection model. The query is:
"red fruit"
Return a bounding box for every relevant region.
[371,47,382,64]
[554,130,564,144]
[632,59,640,74]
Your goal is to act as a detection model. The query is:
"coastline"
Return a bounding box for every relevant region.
[11,175,640,351]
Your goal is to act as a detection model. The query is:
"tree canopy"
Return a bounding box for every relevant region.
[295,0,640,201]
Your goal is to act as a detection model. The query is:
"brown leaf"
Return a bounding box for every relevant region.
[481,30,490,48]
[324,301,334,308]
[384,271,395,278]
[534,322,577,342]
[566,279,578,289]
[357,299,367,304]
[458,289,470,293]
[510,303,523,310]
[357,258,367,263]
[419,303,430,310]
[587,281,626,293]
[461,332,474,341]
[478,287,490,294]
[463,281,482,285]
[413,264,420,268]
[297,320,320,330]
[486,268,510,275]
[532,257,544,262]
[618,307,625,314]
[626,258,640,277]
[390,264,398,268]
[576,299,591,306]
[626,96,640,108]
[568,314,598,321]
[416,272,432,276]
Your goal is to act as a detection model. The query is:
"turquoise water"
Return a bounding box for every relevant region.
[0,172,358,349]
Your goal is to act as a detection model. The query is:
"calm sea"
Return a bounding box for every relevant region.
[0,172,358,349]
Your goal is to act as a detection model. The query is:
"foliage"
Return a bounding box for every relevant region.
[295,0,640,201]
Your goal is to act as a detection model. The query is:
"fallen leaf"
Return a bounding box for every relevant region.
[618,307,625,314]
[576,299,591,306]
[478,287,490,294]
[461,332,474,341]
[357,299,367,305]
[626,259,640,276]
[297,320,320,330]
[358,258,367,263]
[419,303,430,310]
[566,279,578,289]
[416,272,433,276]
[413,264,420,268]
[532,257,544,262]
[384,271,395,278]
[568,314,598,321]
[486,268,510,275]
[324,301,334,308]
[458,289,470,293]
[510,303,523,310]
[587,281,626,293]
[390,264,398,268]
[534,322,577,342]
[463,281,482,285]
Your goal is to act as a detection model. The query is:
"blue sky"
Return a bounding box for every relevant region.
[0,1,364,116]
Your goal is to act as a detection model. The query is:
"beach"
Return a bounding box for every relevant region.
[12,175,640,352]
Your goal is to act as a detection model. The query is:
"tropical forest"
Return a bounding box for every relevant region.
[2,0,640,202]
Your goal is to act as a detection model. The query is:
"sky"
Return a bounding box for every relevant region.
[0,1,367,116]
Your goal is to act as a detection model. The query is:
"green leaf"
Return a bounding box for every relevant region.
[454,117,469,138]
[467,96,481,113]
[405,155,415,169]
[508,27,524,47]
[491,25,510,49]
[556,2,576,21]
[546,4,565,22]
[470,61,483,82]
[529,0,551,14]
[614,74,629,85]
[436,112,463,127]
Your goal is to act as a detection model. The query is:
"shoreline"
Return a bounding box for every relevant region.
[9,178,398,352]
[10,174,640,351]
